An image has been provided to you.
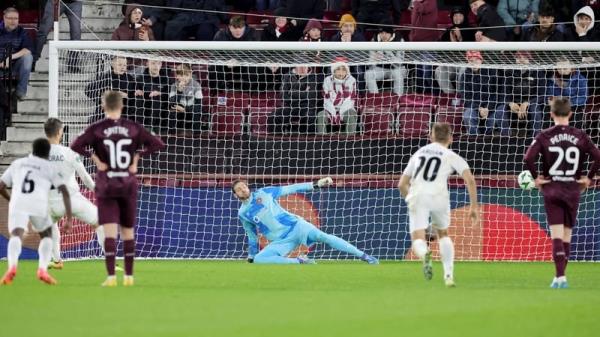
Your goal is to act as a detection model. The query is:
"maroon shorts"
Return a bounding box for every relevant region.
[542,183,580,228]
[97,194,138,228]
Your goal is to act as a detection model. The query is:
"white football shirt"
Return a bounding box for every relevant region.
[1,155,66,216]
[48,144,95,200]
[403,143,470,197]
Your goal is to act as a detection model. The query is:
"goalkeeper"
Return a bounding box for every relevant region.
[232,178,379,264]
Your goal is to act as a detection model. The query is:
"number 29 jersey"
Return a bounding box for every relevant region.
[403,143,470,197]
[0,155,65,217]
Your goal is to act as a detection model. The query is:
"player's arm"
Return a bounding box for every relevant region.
[241,218,259,263]
[0,181,10,201]
[523,138,549,187]
[0,167,12,201]
[276,177,333,197]
[72,152,96,190]
[398,174,411,199]
[461,169,480,227]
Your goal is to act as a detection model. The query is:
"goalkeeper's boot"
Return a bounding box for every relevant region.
[37,269,57,285]
[48,260,64,270]
[423,250,433,281]
[0,266,17,285]
[444,275,456,288]
[101,276,117,287]
[361,253,379,265]
[123,275,134,287]
[297,256,316,264]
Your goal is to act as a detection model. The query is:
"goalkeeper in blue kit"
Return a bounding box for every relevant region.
[232,177,379,264]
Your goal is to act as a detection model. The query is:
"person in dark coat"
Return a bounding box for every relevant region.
[521,4,567,42]
[133,59,170,130]
[163,0,227,41]
[213,15,258,41]
[440,7,476,42]
[112,4,155,40]
[123,0,167,40]
[470,0,508,41]
[261,8,302,41]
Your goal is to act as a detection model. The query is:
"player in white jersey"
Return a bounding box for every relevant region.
[398,123,480,287]
[0,138,73,285]
[44,118,105,269]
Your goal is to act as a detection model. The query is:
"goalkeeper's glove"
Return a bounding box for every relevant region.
[247,257,254,263]
[314,177,333,189]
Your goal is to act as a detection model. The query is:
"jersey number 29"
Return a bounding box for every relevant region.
[103,139,132,169]
[414,156,441,182]
[548,146,580,176]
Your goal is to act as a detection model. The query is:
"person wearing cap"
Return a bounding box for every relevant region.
[470,0,508,41]
[497,51,546,136]
[300,18,323,41]
[521,4,567,42]
[329,14,366,42]
[459,51,502,135]
[262,8,302,41]
[365,23,407,95]
[567,5,600,41]
[317,60,358,134]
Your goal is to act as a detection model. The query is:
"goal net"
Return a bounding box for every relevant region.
[48,41,600,261]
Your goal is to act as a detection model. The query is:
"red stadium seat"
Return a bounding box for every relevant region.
[215,91,251,108]
[210,106,244,135]
[362,107,394,136]
[249,107,274,135]
[399,93,437,108]
[248,91,280,108]
[360,92,400,111]
[398,106,432,137]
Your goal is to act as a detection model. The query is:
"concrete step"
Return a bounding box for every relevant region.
[0,155,23,166]
[17,100,49,114]
[83,3,125,18]
[6,126,45,142]
[0,141,31,156]
[11,114,48,124]
[25,86,48,100]
[49,31,114,41]
[61,17,122,33]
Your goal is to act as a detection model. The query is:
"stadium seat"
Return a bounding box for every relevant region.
[210,106,244,135]
[397,106,431,137]
[362,107,394,136]
[215,91,251,108]
[360,92,400,111]
[435,106,463,134]
[248,106,274,135]
[398,93,437,108]
[248,91,280,108]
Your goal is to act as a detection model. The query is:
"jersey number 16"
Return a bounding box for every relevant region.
[103,139,132,170]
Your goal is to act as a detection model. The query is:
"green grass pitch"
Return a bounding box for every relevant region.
[1,260,599,337]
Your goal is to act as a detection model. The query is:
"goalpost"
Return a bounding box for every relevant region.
[48,41,600,261]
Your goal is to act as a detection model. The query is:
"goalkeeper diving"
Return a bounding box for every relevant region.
[232,177,379,264]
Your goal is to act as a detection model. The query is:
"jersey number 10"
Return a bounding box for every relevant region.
[103,139,133,170]
[414,156,442,182]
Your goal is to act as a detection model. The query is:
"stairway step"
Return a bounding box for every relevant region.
[6,126,45,142]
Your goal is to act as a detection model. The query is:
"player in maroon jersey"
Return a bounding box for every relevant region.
[71,91,165,287]
[524,97,600,289]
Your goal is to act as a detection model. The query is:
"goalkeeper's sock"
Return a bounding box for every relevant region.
[123,239,135,276]
[552,238,566,277]
[51,223,61,262]
[412,239,428,260]
[104,238,117,276]
[8,236,22,269]
[95,226,106,254]
[439,236,454,280]
[320,233,364,258]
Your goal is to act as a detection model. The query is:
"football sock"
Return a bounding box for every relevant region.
[104,238,117,276]
[7,236,22,269]
[552,238,566,277]
[319,233,364,258]
[563,241,571,270]
[123,240,135,276]
[412,239,428,260]
[439,237,454,279]
[95,226,106,254]
[51,223,61,262]
[38,237,53,271]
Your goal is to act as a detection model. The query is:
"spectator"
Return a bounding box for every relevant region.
[317,60,358,134]
[133,59,170,131]
[409,0,440,42]
[256,0,279,11]
[168,64,204,135]
[214,15,258,41]
[364,25,407,95]
[470,0,508,41]
[351,0,410,24]
[261,8,302,41]
[546,57,588,129]
[329,14,366,41]
[300,18,323,41]
[459,51,501,135]
[568,6,600,41]
[269,65,322,134]
[498,51,546,136]
[112,4,155,40]
[497,0,539,40]
[0,7,33,101]
[521,4,566,41]
[277,0,326,23]
[34,0,81,67]
[85,56,135,123]
[164,0,227,41]
[124,0,166,40]
[440,7,476,42]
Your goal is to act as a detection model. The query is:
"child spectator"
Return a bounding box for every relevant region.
[133,59,170,131]
[568,6,600,41]
[317,60,358,134]
[300,18,323,42]
[364,25,406,95]
[112,4,155,40]
[168,64,204,135]
[546,57,588,129]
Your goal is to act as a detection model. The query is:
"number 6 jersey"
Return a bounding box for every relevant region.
[70,118,165,198]
[403,143,470,197]
[0,154,65,217]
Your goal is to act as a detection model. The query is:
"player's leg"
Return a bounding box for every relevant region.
[562,226,573,270]
[30,216,57,285]
[74,195,106,254]
[305,223,378,264]
[253,239,306,264]
[97,197,120,286]
[409,201,433,279]
[432,202,454,287]
[544,194,568,288]
[47,199,65,268]
[1,212,29,285]
[121,193,138,286]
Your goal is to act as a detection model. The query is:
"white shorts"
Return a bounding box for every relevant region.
[8,211,52,233]
[49,193,98,226]
[407,194,451,234]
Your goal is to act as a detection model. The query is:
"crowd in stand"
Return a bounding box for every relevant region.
[2,0,600,138]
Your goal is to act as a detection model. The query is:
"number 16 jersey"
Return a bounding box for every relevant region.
[403,143,470,198]
[0,155,65,217]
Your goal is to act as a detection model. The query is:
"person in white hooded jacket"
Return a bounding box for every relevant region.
[317,61,358,134]
[569,6,600,41]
